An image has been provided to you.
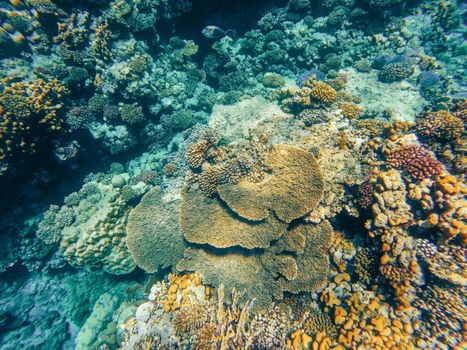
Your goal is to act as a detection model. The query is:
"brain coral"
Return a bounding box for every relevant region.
[180,187,287,249]
[217,144,324,223]
[126,188,187,273]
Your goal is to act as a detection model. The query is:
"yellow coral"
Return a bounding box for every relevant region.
[340,102,363,119]
[311,82,337,104]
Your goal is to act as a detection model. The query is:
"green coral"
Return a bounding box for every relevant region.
[119,103,145,125]
[55,181,137,274]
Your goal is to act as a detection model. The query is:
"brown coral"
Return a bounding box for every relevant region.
[416,239,467,286]
[353,248,379,285]
[176,247,280,310]
[177,221,333,310]
[275,221,333,294]
[310,81,337,104]
[217,144,324,223]
[187,139,212,169]
[340,102,363,119]
[416,110,464,141]
[180,187,287,249]
[126,188,187,273]
[386,144,444,181]
[303,310,337,339]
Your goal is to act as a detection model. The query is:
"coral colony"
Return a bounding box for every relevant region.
[0,0,465,349]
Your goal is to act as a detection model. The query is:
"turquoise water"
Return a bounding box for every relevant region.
[0,0,465,349]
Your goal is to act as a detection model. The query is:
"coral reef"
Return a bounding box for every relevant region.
[0,0,466,349]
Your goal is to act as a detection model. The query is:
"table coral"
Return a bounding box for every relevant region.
[180,187,287,249]
[126,187,187,273]
[217,144,324,223]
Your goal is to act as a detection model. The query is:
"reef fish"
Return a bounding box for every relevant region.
[202,25,236,39]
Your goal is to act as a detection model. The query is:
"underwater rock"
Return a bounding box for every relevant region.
[343,68,426,121]
[208,96,291,143]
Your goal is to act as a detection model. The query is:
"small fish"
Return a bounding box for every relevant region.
[202,25,237,39]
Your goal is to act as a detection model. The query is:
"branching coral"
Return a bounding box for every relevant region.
[379,62,413,82]
[53,11,89,49]
[413,285,467,348]
[416,110,464,141]
[0,78,68,174]
[353,247,380,285]
[340,102,363,119]
[386,144,444,181]
[310,81,337,104]
[126,188,187,273]
[416,239,466,286]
